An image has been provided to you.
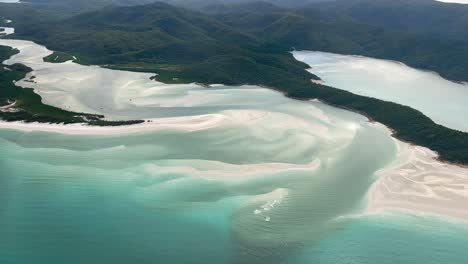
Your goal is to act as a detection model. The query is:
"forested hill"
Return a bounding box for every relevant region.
[162,0,337,9]
[23,0,338,10]
[27,0,160,8]
[311,0,468,43]
[6,0,468,81]
[209,0,468,82]
[8,2,318,87]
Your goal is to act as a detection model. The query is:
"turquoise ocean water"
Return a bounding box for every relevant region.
[1,114,468,264]
[0,30,468,264]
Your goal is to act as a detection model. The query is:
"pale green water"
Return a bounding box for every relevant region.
[1,34,468,264]
[0,101,398,264]
[2,102,468,263]
[291,215,468,264]
[293,51,468,132]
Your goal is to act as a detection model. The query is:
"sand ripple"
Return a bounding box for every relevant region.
[367,142,468,222]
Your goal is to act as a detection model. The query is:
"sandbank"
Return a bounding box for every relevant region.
[0,114,225,135]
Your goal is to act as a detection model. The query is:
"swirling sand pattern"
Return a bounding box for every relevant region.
[1,30,468,264]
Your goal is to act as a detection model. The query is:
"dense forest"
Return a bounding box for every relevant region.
[0,0,467,163]
[4,0,468,81]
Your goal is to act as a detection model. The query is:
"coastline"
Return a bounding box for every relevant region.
[0,114,225,135]
[3,86,468,224]
[293,50,468,85]
[0,35,147,126]
[366,131,468,223]
[0,32,466,147]
[2,24,468,223]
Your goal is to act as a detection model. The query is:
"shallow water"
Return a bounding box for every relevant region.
[290,215,468,264]
[1,33,468,263]
[293,51,468,132]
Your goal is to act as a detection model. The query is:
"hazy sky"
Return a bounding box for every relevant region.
[436,0,468,3]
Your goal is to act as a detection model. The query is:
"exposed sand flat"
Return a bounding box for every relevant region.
[0,109,320,136]
[0,100,16,109]
[0,114,225,135]
[311,79,325,85]
[367,139,468,222]
[0,27,14,36]
[145,159,321,182]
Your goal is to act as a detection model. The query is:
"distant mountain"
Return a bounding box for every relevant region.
[28,0,159,6]
[311,0,468,42]
[12,2,320,88]
[24,0,338,10]
[8,0,468,81]
[164,0,337,9]
[162,0,342,9]
[203,0,468,81]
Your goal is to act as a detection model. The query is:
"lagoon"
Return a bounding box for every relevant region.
[293,51,468,132]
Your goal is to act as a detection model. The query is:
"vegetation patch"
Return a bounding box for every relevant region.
[43,51,76,63]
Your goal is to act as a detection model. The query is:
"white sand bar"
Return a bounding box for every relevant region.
[0,114,225,135]
[0,27,14,36]
[368,140,468,222]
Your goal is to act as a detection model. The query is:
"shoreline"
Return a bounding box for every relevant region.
[0,114,225,135]
[1,25,468,223]
[293,50,468,85]
[5,55,465,166]
[2,95,467,224]
[365,122,468,223]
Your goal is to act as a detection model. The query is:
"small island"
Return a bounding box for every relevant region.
[43,51,77,63]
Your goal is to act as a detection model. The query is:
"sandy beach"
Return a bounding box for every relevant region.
[1,22,468,226]
[0,114,225,135]
[0,27,14,36]
[367,138,468,222]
